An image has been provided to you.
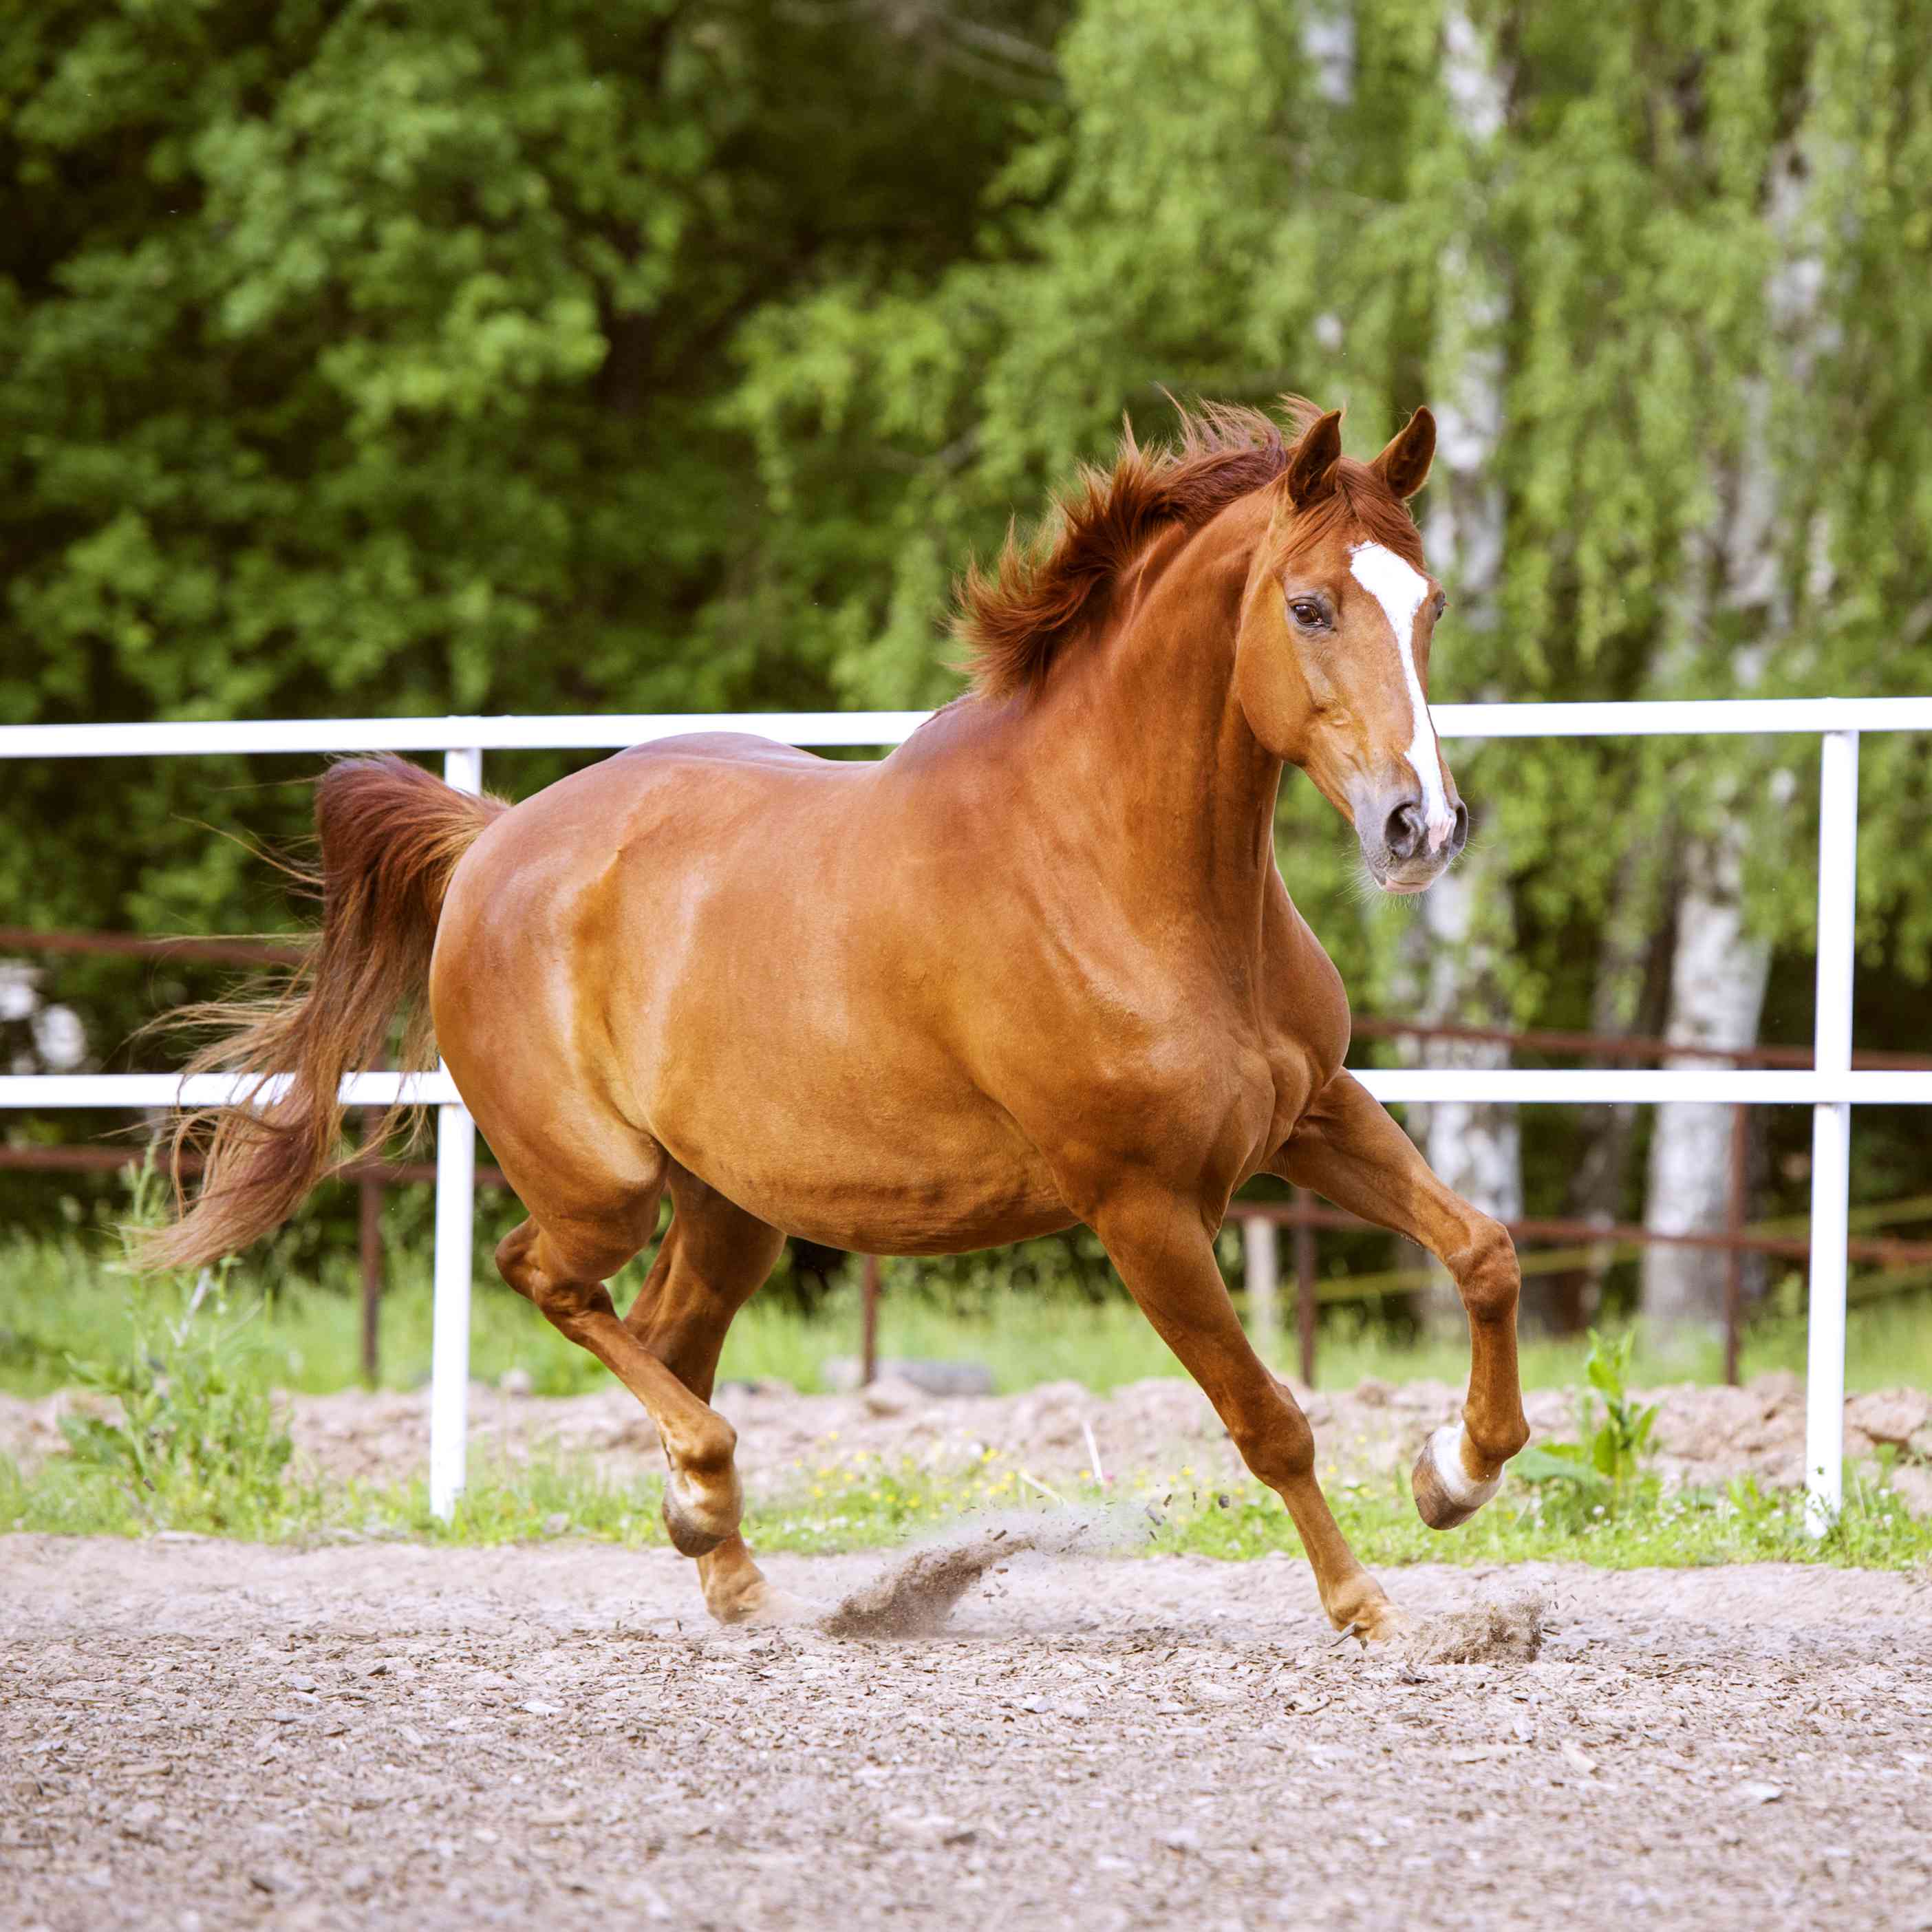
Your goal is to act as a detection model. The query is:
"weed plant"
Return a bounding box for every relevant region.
[1508,1330,1662,1530]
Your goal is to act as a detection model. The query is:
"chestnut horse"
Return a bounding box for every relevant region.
[147,399,1528,1642]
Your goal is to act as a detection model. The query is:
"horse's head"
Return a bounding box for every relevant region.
[1234,405,1467,894]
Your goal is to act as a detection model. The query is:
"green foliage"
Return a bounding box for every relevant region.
[0,1194,1922,1565]
[5,0,1932,1263]
[57,1272,294,1531]
[731,0,1932,998]
[6,1230,1932,1403]
[1146,1455,1931,1572]
[52,1160,296,1531]
[1513,1329,1660,1526]
[0,1441,671,1547]
[6,1428,1926,1571]
[0,0,1062,1086]
[1723,1471,1782,1531]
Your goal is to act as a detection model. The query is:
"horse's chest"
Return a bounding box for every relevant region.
[982,991,1300,1194]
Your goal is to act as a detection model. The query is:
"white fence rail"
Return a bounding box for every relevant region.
[5,700,1930,1532]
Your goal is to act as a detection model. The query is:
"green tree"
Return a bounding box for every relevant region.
[0,0,1063,1241]
[734,0,1932,1321]
[0,0,1058,1035]
[6,0,1931,1316]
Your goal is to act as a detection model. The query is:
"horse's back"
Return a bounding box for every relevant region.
[444,731,864,912]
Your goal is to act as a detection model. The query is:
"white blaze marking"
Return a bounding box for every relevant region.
[1346,541,1455,850]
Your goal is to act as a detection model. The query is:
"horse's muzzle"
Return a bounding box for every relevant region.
[1361,789,1468,892]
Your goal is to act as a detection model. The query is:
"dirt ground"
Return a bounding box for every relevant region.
[4,1535,1931,1932]
[6,1369,1931,1507]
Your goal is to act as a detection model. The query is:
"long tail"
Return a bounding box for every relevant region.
[134,754,508,1274]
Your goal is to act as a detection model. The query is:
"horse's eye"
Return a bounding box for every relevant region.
[1432,592,1448,620]
[1288,599,1325,628]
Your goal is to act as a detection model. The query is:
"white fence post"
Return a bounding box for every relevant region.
[429,746,483,1521]
[1805,729,1859,1535]
[1243,1214,1279,1364]
[3,702,1931,1516]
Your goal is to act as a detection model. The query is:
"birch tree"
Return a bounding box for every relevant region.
[1397,1,1523,1329]
[1641,131,1830,1336]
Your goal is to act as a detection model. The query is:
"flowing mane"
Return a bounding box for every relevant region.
[956,396,1426,700]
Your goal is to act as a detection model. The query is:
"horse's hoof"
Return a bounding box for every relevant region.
[661,1477,738,1558]
[1412,1423,1503,1531]
[708,1581,816,1628]
[1323,1578,1409,1648]
[1349,1601,1413,1648]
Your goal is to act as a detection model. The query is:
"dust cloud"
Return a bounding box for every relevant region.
[818,1506,1150,1638]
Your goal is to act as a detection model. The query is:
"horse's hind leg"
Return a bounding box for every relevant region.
[621,1170,793,1625]
[493,1192,745,1558]
[1271,1071,1530,1527]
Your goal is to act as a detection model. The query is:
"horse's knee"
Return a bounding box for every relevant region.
[1232,1396,1316,1492]
[1451,1215,1519,1324]
[679,1408,738,1476]
[535,1280,623,1351]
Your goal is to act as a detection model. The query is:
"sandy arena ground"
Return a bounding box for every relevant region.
[3,1535,1931,1932]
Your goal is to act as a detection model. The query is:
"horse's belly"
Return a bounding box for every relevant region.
[656,1090,1074,1256]
[764,1189,1080,1258]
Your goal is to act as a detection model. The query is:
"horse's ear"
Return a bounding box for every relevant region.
[1371,406,1435,500]
[1282,408,1343,508]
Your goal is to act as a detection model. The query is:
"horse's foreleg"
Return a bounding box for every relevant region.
[495,1216,744,1556]
[1271,1070,1529,1528]
[621,1177,797,1626]
[1093,1190,1403,1643]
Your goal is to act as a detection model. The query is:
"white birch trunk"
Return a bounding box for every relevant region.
[1404,4,1519,1330]
[1410,848,1523,1229]
[1640,829,1770,1332]
[1640,140,1822,1335]
[1567,840,1670,1317]
[1298,0,1354,105]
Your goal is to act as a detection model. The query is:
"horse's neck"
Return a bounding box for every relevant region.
[998,513,1282,927]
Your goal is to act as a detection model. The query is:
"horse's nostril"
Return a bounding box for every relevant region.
[1384,801,1424,861]
[1450,802,1470,852]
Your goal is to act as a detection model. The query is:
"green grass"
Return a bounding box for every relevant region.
[4,1232,1931,1401]
[0,1238,1186,1397]
[1,1230,1927,1571]
[7,1435,1928,1571]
